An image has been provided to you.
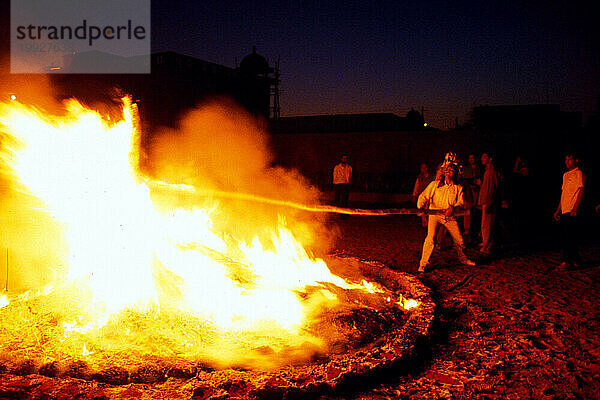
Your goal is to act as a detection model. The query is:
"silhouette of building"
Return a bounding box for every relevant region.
[270,113,411,134]
[238,46,280,118]
[51,49,279,130]
[268,111,447,196]
[270,109,431,134]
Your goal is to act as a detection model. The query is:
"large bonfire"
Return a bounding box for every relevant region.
[0,95,417,374]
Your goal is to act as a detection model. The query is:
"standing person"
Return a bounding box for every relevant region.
[553,153,584,269]
[478,152,501,256]
[462,153,481,241]
[417,163,475,272]
[432,152,459,248]
[333,154,352,209]
[413,163,434,226]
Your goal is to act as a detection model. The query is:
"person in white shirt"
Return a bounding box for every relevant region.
[418,163,476,272]
[333,154,352,208]
[553,153,585,268]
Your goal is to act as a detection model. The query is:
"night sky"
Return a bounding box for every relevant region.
[0,1,598,129]
[151,0,599,129]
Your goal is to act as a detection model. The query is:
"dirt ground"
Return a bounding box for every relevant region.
[1,214,600,399]
[329,214,600,400]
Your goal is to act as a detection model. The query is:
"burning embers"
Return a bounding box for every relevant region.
[0,258,434,399]
[0,97,425,384]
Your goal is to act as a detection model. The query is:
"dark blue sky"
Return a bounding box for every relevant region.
[136,1,598,128]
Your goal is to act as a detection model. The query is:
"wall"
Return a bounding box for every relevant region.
[270,129,481,193]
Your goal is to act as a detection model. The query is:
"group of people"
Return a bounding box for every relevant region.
[332,151,586,273]
[413,151,585,272]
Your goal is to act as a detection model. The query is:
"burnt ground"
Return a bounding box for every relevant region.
[329,214,600,399]
[1,214,600,399]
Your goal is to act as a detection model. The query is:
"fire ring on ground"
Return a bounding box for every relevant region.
[0,257,435,399]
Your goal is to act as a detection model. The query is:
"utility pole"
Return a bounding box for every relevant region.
[271,57,281,120]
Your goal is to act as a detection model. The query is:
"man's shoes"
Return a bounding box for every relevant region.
[418,264,427,273]
[462,259,476,267]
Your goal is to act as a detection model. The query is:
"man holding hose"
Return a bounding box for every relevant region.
[418,162,476,272]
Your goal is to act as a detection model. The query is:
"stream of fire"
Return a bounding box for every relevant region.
[0,97,418,373]
[146,181,464,216]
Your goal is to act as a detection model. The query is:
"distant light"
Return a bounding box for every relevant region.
[49,67,61,71]
[423,122,428,127]
[9,94,16,101]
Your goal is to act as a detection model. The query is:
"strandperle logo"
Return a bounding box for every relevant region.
[15,20,147,47]
[11,0,150,74]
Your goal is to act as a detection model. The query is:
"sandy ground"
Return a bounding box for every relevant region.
[328,214,600,399]
[1,214,599,399]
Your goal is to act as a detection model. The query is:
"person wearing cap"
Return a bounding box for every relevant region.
[417,163,476,272]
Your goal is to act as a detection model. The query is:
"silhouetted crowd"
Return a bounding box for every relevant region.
[412,151,589,272]
[331,150,595,272]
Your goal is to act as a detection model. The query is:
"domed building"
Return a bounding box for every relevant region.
[51,47,280,137]
[239,46,270,77]
[237,46,278,118]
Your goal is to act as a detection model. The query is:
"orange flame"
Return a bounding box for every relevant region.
[0,96,417,370]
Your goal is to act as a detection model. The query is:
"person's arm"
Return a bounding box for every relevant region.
[570,187,584,216]
[417,182,433,209]
[454,185,464,208]
[554,201,562,221]
[570,171,585,216]
[554,184,562,221]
